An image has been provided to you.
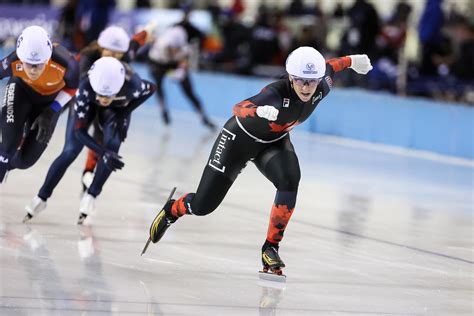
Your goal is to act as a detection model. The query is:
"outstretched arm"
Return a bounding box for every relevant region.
[326,55,373,75]
[127,21,156,61]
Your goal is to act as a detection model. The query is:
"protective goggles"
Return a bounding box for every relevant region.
[96,93,117,99]
[290,76,322,88]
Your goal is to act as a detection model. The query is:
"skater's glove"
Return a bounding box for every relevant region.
[101,150,124,171]
[31,107,56,143]
[349,54,373,74]
[113,114,129,141]
[256,105,279,121]
[143,20,157,43]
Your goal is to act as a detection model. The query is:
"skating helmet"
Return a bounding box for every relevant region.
[88,57,125,96]
[16,25,52,65]
[98,25,130,53]
[163,26,188,48]
[285,46,325,79]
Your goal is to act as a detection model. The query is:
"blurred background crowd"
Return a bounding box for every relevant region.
[0,0,473,105]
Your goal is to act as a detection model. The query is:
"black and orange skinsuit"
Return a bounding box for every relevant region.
[0,44,79,181]
[167,57,352,249]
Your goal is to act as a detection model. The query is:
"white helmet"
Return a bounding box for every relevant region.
[163,26,188,48]
[88,57,125,96]
[16,25,52,65]
[285,46,326,79]
[98,26,130,53]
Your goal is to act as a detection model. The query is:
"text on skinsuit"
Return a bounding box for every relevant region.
[208,127,236,173]
[4,83,15,123]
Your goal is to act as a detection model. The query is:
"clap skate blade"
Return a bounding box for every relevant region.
[258,267,286,282]
[141,187,176,256]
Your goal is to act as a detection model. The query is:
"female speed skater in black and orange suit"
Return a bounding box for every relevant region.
[144,46,373,277]
[0,25,79,183]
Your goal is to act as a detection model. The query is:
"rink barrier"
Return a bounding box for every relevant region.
[132,64,473,160]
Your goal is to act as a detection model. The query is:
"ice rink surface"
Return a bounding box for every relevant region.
[1,104,473,315]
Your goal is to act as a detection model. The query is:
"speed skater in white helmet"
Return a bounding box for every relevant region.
[143,47,372,279]
[24,57,156,224]
[0,25,79,183]
[77,23,154,191]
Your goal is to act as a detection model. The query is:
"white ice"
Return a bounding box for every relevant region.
[1,104,473,315]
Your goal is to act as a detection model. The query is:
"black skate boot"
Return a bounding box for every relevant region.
[259,241,286,282]
[141,187,177,255]
[162,110,170,125]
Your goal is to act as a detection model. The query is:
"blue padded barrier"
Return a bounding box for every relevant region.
[131,63,472,159]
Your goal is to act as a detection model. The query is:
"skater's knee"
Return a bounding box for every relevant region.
[61,148,82,162]
[273,173,300,191]
[192,207,214,216]
[187,194,218,216]
[11,155,35,169]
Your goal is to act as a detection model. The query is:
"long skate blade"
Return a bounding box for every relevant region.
[258,271,286,283]
[167,187,177,201]
[141,238,152,256]
[141,186,177,256]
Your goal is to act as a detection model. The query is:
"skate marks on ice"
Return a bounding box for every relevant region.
[0,107,473,315]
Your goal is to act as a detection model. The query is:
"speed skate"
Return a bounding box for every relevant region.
[141,187,177,255]
[259,245,286,282]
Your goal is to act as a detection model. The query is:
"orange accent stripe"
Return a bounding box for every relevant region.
[84,149,99,172]
[326,56,351,73]
[171,195,187,217]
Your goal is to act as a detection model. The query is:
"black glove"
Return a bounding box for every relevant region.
[31,107,56,143]
[101,150,124,171]
[113,114,129,141]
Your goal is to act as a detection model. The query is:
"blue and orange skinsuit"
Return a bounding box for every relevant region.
[165,57,352,248]
[0,44,79,180]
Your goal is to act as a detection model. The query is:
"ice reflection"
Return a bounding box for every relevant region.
[258,280,285,316]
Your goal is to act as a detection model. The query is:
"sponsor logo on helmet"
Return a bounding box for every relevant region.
[101,85,112,95]
[28,51,41,62]
[111,39,122,49]
[302,62,317,75]
[283,98,290,108]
